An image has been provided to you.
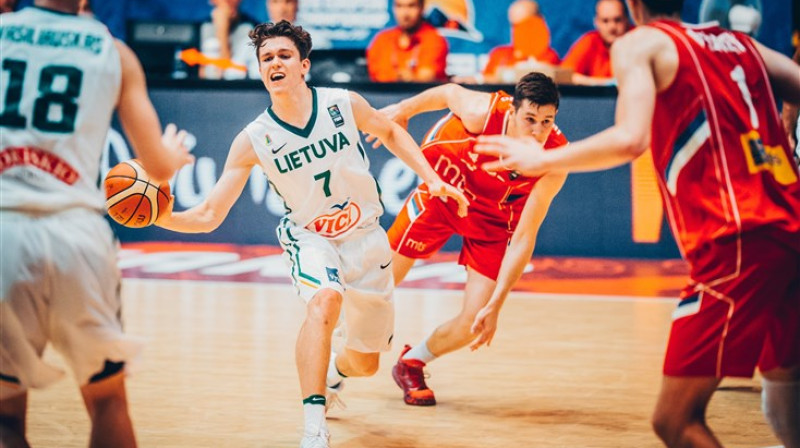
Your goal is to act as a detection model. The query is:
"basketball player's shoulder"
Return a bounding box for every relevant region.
[494,91,514,111]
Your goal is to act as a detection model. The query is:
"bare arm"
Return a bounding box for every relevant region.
[775,45,800,149]
[350,91,469,216]
[473,30,658,176]
[211,2,233,61]
[754,40,800,106]
[115,40,193,184]
[156,131,259,233]
[383,83,492,133]
[469,171,567,349]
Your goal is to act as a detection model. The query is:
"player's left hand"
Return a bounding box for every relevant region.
[470,303,500,351]
[474,135,549,177]
[426,180,469,217]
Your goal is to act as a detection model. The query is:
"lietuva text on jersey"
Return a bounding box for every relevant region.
[0,25,105,55]
[273,131,351,173]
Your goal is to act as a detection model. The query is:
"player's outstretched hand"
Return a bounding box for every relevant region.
[426,180,470,217]
[474,135,548,177]
[162,123,195,170]
[470,303,500,351]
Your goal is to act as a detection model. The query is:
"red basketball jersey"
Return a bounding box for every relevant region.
[420,91,568,227]
[648,21,800,274]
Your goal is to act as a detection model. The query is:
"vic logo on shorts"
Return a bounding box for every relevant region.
[308,201,362,238]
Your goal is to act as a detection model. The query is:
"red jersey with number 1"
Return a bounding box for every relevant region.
[648,20,800,280]
[419,91,568,228]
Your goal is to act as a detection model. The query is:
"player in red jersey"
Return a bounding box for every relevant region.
[473,0,800,446]
[366,73,568,406]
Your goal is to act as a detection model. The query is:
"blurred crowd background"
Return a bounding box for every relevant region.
[3,0,796,86]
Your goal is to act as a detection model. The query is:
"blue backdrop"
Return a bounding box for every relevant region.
[101,81,680,259]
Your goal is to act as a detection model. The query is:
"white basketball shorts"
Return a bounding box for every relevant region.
[0,209,141,397]
[277,218,394,353]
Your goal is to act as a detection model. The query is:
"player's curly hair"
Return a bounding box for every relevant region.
[513,72,559,110]
[249,20,312,60]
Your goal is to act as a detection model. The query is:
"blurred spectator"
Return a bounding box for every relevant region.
[479,0,560,83]
[0,0,17,13]
[366,0,449,83]
[561,0,629,85]
[267,0,297,23]
[728,4,761,36]
[200,0,260,80]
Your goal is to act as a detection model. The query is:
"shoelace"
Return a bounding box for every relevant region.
[405,361,431,386]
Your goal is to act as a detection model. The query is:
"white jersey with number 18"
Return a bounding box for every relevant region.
[0,7,121,213]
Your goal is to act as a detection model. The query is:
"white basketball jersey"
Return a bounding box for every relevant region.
[245,87,383,240]
[0,7,121,212]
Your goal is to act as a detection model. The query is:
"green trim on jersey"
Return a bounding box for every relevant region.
[267,87,318,138]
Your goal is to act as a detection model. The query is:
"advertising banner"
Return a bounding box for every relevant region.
[104,82,679,258]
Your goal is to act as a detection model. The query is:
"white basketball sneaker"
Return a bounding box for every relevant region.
[300,431,330,448]
[325,380,346,412]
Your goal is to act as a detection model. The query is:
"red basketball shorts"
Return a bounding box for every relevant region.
[663,229,800,377]
[387,188,512,281]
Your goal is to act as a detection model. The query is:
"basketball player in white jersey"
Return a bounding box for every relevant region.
[0,1,193,447]
[155,21,468,448]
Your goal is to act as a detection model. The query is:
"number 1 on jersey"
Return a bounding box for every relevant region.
[314,170,332,197]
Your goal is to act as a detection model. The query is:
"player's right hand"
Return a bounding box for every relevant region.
[470,302,500,351]
[474,135,548,177]
[162,123,195,170]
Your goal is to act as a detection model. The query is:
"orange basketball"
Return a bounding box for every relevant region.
[104,159,171,228]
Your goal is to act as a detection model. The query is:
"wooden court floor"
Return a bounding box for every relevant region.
[24,278,779,447]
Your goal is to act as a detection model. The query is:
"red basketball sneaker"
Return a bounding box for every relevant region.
[392,345,436,406]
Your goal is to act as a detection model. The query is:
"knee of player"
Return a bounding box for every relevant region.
[651,409,685,445]
[307,289,343,324]
[455,310,480,332]
[650,412,672,443]
[351,355,380,377]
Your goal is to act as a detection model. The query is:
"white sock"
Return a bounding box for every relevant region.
[302,395,327,436]
[326,352,345,388]
[403,335,436,364]
[761,378,800,448]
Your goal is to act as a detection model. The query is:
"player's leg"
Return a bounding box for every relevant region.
[297,288,344,396]
[654,233,798,447]
[759,261,800,448]
[46,212,142,448]
[761,367,800,448]
[0,390,29,448]
[392,253,417,285]
[278,222,350,445]
[651,376,723,448]
[424,267,496,356]
[296,287,342,441]
[79,364,135,448]
[322,226,395,413]
[393,267,496,406]
[0,214,62,448]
